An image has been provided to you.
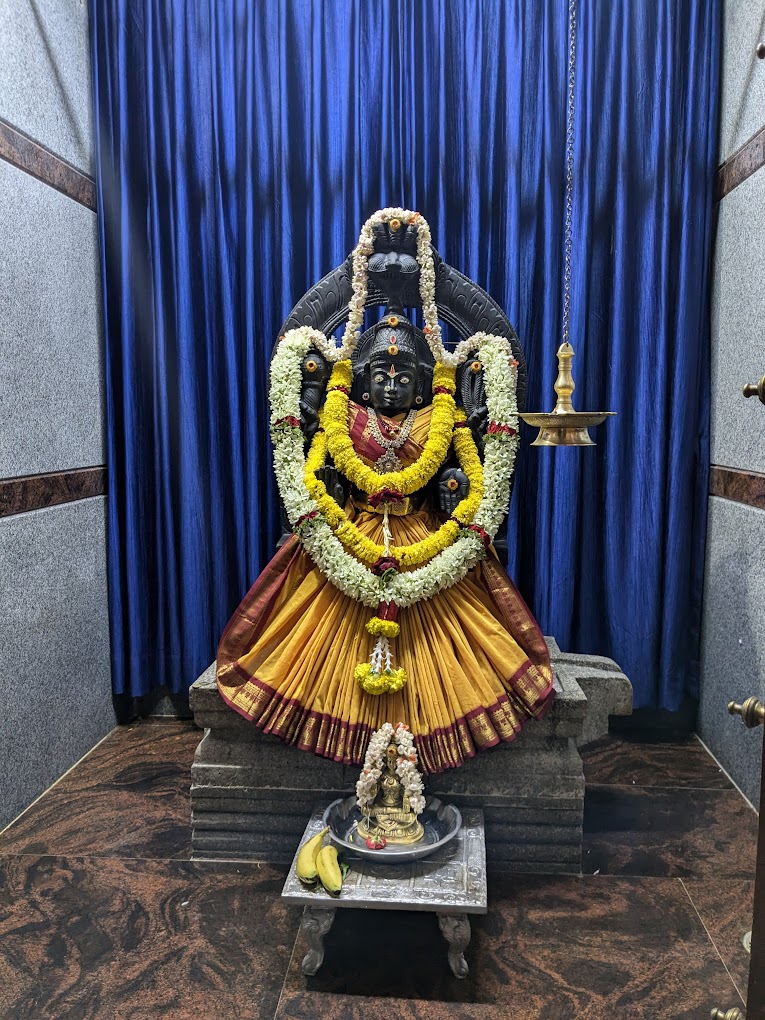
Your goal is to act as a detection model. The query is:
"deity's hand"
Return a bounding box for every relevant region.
[299,397,318,441]
[438,468,469,515]
[316,465,346,507]
[467,404,488,433]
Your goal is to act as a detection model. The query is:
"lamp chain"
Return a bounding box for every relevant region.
[561,0,577,347]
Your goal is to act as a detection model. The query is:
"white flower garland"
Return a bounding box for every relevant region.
[269,326,520,609]
[355,722,426,816]
[268,209,521,610]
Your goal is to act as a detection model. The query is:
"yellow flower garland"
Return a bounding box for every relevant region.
[323,360,457,496]
[366,617,400,638]
[354,663,408,695]
[304,411,484,569]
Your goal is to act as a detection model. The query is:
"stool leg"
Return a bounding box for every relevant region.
[438,913,471,979]
[300,906,336,976]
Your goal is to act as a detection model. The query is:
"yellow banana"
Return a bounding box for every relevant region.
[295,826,329,884]
[316,845,343,896]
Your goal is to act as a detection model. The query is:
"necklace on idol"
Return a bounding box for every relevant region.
[368,408,417,473]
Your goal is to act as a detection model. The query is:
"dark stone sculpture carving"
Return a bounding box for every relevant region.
[273,226,526,562]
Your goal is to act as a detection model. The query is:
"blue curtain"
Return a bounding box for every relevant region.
[90,0,720,710]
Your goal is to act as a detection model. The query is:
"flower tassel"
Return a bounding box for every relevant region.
[354,599,408,695]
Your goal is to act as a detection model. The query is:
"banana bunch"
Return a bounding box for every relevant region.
[295,827,345,895]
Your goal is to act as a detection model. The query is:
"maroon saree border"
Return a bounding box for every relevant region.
[217,655,554,776]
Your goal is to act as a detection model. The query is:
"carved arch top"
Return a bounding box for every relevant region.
[276,250,527,412]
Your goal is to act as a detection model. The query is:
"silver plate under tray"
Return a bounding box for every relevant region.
[323,795,462,864]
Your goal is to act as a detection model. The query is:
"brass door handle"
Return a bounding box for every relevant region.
[742,375,765,403]
[728,696,765,728]
[710,1008,745,1019]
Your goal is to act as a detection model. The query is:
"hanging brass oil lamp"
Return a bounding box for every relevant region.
[519,0,615,446]
[521,342,614,446]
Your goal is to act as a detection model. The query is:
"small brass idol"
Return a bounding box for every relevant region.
[357,741,424,845]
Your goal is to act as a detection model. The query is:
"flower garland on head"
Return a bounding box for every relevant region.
[321,206,523,369]
[279,208,523,371]
[355,722,426,816]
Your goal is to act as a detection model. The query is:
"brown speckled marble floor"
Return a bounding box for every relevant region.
[0,723,757,1019]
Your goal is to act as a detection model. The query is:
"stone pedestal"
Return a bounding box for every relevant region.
[281,807,487,979]
[189,637,631,873]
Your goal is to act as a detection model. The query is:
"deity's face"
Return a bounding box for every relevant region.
[369,359,418,415]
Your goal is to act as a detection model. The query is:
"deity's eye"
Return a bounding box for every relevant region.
[398,375,411,386]
[373,373,386,384]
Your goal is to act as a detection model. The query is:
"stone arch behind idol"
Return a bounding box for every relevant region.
[272,245,526,564]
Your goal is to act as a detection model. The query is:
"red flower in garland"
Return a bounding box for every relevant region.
[273,415,300,429]
[466,523,492,549]
[377,600,399,621]
[368,488,405,508]
[371,556,400,577]
[487,421,518,437]
[294,510,319,530]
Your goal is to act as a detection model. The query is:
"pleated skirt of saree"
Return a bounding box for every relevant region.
[217,507,554,775]
[218,510,554,771]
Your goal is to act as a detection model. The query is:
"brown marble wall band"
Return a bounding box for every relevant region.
[715,124,765,202]
[710,464,765,510]
[0,467,107,518]
[0,118,96,210]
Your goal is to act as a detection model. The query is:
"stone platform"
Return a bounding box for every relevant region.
[189,638,631,873]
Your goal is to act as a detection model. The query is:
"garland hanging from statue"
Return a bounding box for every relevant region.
[269,327,519,609]
[268,209,521,695]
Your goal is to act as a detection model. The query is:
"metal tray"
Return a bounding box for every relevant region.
[323,795,462,864]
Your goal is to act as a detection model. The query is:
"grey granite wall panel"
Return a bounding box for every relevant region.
[698,496,765,806]
[0,159,104,478]
[0,0,93,173]
[710,165,765,476]
[0,497,114,830]
[718,0,765,164]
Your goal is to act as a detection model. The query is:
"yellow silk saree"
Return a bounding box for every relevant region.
[217,403,553,775]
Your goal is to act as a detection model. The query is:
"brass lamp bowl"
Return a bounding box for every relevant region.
[520,411,616,447]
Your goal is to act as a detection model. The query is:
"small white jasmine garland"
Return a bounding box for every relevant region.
[395,727,426,814]
[356,722,426,816]
[269,325,520,609]
[269,327,329,423]
[309,207,520,368]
